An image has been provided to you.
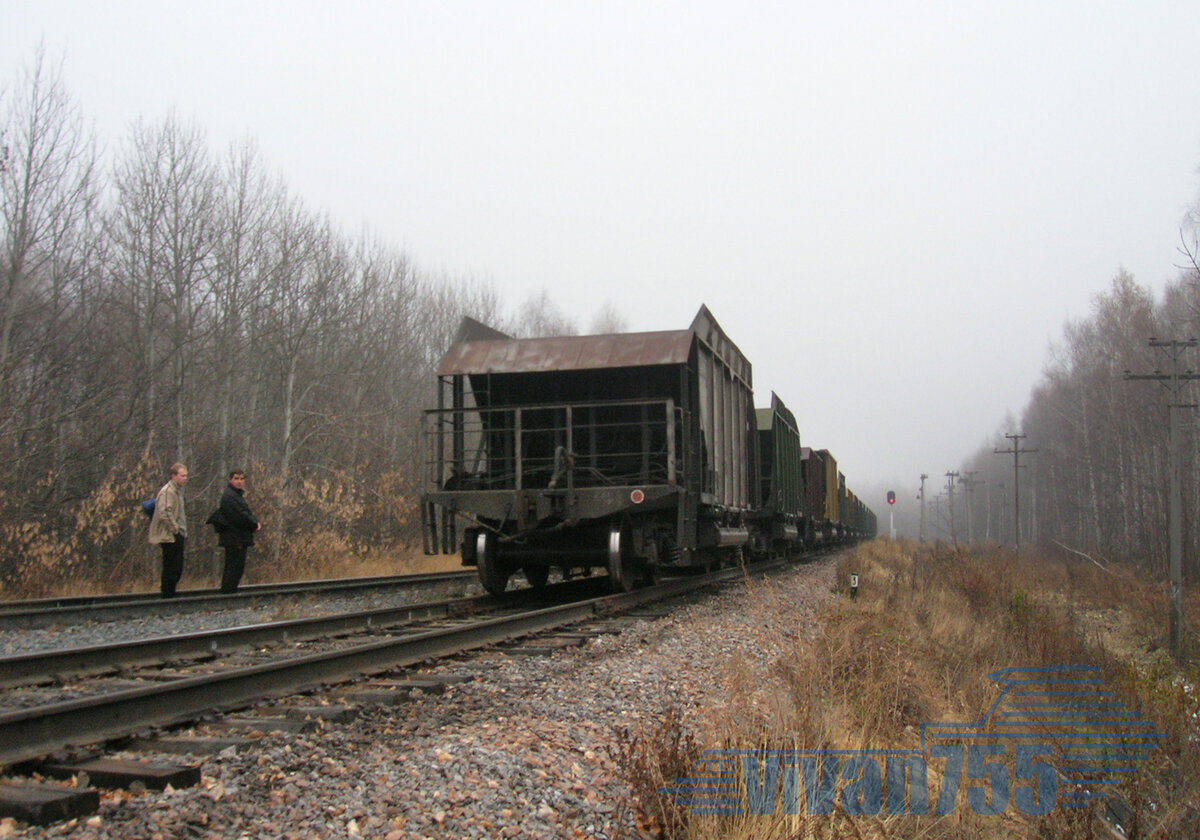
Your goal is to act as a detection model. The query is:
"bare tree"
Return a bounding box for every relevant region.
[509,288,577,337]
[107,114,218,460]
[0,47,99,510]
[0,47,96,377]
[208,138,275,478]
[0,50,594,591]
[587,299,628,334]
[1016,272,1165,567]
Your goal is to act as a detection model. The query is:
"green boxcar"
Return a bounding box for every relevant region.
[755,392,803,517]
[754,393,807,551]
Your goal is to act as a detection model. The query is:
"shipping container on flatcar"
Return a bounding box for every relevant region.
[838,471,848,532]
[419,305,758,595]
[815,449,839,533]
[751,393,807,555]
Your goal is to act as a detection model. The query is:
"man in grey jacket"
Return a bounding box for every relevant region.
[148,463,188,597]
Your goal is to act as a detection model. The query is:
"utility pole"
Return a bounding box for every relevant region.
[995,481,1006,545]
[994,434,1037,556]
[984,479,995,541]
[918,473,928,543]
[960,470,980,543]
[1125,338,1199,660]
[945,471,960,545]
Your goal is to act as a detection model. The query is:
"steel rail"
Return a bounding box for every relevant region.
[0,571,478,631]
[0,594,482,689]
[0,576,606,688]
[0,570,477,611]
[0,561,766,768]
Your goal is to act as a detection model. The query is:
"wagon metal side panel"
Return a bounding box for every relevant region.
[839,472,848,526]
[756,393,803,516]
[689,306,755,511]
[756,408,773,506]
[817,449,839,522]
[801,447,826,523]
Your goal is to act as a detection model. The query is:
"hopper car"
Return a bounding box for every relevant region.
[420,305,875,596]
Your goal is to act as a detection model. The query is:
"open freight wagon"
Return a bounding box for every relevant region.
[420,306,758,595]
[752,393,811,554]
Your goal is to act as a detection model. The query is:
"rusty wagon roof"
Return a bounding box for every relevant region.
[437,329,696,376]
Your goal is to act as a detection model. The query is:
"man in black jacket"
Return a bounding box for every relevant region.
[210,470,261,593]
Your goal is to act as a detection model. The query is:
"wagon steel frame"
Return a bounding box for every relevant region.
[420,306,759,593]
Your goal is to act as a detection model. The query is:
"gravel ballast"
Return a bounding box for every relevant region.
[2,555,841,840]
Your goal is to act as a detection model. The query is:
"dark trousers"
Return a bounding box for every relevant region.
[160,536,185,598]
[221,545,248,593]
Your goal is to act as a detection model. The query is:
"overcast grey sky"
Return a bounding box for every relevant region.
[6,1,1200,506]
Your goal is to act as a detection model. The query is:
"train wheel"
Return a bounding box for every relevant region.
[522,564,549,589]
[476,532,510,597]
[607,522,637,593]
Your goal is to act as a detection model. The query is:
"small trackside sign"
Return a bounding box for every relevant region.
[630,489,645,504]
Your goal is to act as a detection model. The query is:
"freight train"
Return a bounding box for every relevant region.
[419,305,876,596]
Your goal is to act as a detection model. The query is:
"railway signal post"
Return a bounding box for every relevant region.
[886,490,896,539]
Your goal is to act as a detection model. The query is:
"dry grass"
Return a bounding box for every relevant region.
[0,540,462,600]
[242,539,460,586]
[618,540,1200,839]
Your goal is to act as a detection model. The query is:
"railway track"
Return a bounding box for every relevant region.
[0,556,798,771]
[0,577,606,690]
[0,570,479,632]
